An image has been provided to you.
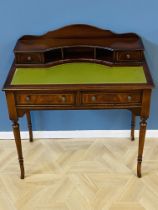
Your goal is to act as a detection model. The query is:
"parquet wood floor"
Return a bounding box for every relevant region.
[0,137,158,210]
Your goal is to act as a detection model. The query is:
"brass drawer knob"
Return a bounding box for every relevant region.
[25,96,30,102]
[128,96,132,101]
[27,56,32,61]
[126,54,131,59]
[91,96,96,102]
[61,96,66,102]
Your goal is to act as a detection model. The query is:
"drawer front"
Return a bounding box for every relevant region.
[16,53,43,64]
[116,51,142,62]
[82,92,141,104]
[16,93,75,105]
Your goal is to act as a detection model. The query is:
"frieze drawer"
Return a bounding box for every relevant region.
[81,92,142,104]
[15,93,75,105]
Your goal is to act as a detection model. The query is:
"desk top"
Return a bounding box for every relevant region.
[11,62,147,85]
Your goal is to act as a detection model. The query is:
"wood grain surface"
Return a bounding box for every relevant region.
[0,138,158,210]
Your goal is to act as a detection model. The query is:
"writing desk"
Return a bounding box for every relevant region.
[3,24,154,179]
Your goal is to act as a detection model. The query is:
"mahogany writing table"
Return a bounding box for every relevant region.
[3,24,154,179]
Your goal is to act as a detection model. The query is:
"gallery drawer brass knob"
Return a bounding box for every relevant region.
[61,96,66,102]
[91,96,96,102]
[128,95,132,101]
[126,54,131,59]
[25,96,30,102]
[27,56,32,61]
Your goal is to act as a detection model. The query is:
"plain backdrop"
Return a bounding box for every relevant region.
[0,0,158,131]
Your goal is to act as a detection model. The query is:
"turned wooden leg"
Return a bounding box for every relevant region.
[12,121,25,179]
[26,111,33,142]
[137,117,147,178]
[131,112,136,141]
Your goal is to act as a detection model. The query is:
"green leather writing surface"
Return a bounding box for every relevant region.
[11,62,147,85]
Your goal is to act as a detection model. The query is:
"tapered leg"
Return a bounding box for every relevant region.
[26,111,33,142]
[12,121,25,179]
[137,117,147,178]
[131,112,136,141]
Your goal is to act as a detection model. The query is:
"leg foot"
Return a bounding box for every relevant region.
[12,122,25,179]
[131,112,136,141]
[26,111,33,142]
[137,117,147,178]
[137,157,142,178]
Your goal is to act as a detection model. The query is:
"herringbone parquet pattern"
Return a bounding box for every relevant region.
[0,138,158,210]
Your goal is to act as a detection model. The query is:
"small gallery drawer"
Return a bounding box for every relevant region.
[116,51,142,62]
[15,53,43,64]
[82,92,141,104]
[15,93,75,105]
